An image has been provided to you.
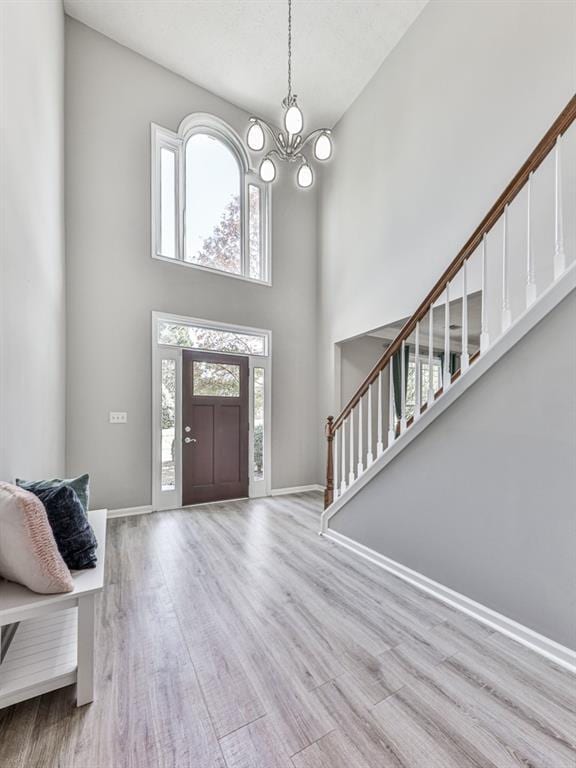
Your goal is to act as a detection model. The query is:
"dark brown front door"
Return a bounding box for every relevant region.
[182,349,249,505]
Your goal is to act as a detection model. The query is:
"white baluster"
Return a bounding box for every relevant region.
[388,362,395,446]
[480,234,489,353]
[366,384,374,466]
[376,370,384,456]
[554,134,566,279]
[414,321,421,421]
[333,429,339,498]
[461,260,469,372]
[444,282,451,387]
[348,409,355,486]
[400,341,407,432]
[340,421,347,494]
[427,307,434,407]
[357,396,364,475]
[526,172,536,307]
[502,204,512,332]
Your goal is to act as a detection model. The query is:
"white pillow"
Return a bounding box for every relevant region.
[0,482,74,593]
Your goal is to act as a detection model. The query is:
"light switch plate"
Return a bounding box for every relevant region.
[109,412,127,424]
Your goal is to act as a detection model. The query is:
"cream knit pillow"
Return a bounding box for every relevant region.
[0,482,74,593]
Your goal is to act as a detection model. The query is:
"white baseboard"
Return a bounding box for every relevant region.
[107,505,152,519]
[323,528,576,673]
[270,484,324,496]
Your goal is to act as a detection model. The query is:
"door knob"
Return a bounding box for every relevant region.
[184,437,197,444]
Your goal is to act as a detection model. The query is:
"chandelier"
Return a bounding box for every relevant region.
[246,0,333,188]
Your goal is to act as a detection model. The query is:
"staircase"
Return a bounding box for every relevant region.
[321,95,576,533]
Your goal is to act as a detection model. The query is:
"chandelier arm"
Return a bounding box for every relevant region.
[299,128,332,153]
[292,151,312,166]
[266,148,283,161]
[251,117,288,156]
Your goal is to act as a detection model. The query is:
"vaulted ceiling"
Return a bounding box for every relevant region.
[64,0,428,128]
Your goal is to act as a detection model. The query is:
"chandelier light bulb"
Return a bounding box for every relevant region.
[314,132,332,161]
[284,104,303,135]
[297,163,313,188]
[259,156,277,183]
[247,122,265,151]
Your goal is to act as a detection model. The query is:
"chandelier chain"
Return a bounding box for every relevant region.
[287,0,292,101]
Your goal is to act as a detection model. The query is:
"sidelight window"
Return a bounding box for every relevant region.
[253,368,265,481]
[161,359,176,491]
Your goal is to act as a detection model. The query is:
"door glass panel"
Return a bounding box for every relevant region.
[193,361,240,397]
[159,147,176,259]
[161,359,176,490]
[253,367,264,480]
[248,184,261,280]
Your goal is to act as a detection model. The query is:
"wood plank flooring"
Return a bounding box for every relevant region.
[1,492,574,767]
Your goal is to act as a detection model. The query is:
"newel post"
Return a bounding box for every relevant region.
[324,416,335,509]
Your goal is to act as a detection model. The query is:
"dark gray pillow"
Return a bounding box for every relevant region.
[16,474,90,513]
[31,486,98,570]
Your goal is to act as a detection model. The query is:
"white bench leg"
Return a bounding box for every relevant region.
[76,594,95,706]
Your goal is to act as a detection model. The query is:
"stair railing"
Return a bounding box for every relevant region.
[324,95,576,510]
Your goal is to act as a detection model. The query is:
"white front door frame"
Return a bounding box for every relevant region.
[151,311,272,511]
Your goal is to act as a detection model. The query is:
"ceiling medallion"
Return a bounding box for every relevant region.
[246,0,333,189]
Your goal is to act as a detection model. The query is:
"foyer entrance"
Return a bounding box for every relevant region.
[152,312,271,511]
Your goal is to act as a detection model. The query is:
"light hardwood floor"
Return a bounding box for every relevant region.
[1,492,575,767]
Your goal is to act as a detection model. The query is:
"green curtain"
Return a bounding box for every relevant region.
[438,351,458,383]
[392,344,411,419]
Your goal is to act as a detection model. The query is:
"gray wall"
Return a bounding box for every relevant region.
[331,291,576,649]
[0,0,66,482]
[339,335,386,409]
[65,20,318,510]
[317,0,576,466]
[337,335,393,480]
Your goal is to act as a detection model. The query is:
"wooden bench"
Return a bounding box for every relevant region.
[0,509,107,709]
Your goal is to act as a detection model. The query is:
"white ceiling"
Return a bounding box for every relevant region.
[64,0,428,128]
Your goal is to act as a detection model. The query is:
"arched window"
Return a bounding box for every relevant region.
[151,114,270,283]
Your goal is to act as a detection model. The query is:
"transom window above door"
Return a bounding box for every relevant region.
[151,114,270,284]
[157,318,268,356]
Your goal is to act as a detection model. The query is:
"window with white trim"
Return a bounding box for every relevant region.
[152,114,270,283]
[406,354,442,421]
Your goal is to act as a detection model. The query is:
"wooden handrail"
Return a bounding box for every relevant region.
[331,94,576,433]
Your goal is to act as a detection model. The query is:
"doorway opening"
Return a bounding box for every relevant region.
[152,312,271,510]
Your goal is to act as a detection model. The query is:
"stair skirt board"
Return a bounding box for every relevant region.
[322,528,576,674]
[322,262,576,531]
